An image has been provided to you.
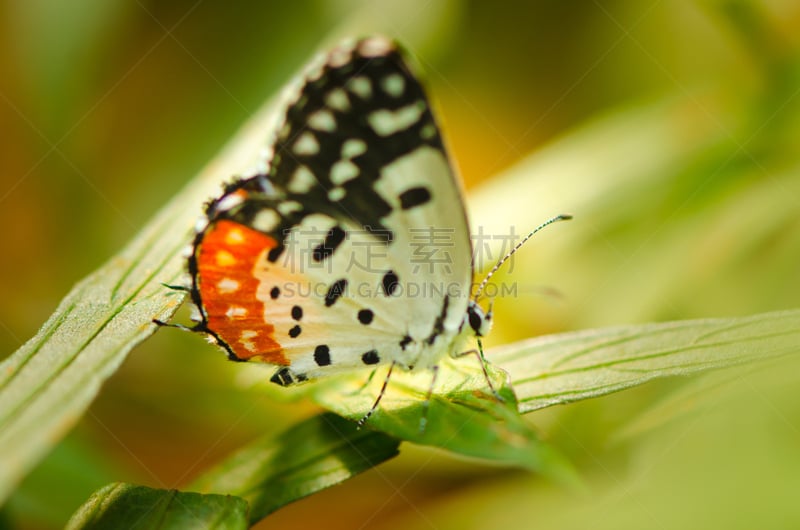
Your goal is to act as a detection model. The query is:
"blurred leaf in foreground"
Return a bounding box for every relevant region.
[65,483,248,530]
[189,413,399,523]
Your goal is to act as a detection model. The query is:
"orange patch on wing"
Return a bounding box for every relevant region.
[197,219,287,364]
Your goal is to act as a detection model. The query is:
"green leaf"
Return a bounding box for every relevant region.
[65,483,248,530]
[309,357,578,486]
[489,309,800,413]
[189,413,400,523]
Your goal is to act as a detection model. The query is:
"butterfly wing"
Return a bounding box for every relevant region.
[189,37,472,383]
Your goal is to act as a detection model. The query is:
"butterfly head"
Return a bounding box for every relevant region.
[466,300,492,338]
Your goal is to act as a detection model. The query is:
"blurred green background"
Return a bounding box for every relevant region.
[2,0,800,528]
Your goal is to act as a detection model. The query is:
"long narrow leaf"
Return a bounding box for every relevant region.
[490,309,800,413]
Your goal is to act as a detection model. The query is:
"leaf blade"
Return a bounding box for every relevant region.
[489,309,800,413]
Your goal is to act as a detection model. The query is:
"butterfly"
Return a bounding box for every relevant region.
[175,36,569,427]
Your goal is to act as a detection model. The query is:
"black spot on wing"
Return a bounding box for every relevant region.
[314,345,331,366]
[398,187,431,210]
[291,305,303,320]
[362,350,380,365]
[313,225,346,262]
[325,279,348,307]
[382,270,399,296]
[357,309,374,325]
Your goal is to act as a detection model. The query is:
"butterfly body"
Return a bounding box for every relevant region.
[186,36,492,389]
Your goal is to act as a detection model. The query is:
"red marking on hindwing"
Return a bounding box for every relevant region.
[196,219,287,364]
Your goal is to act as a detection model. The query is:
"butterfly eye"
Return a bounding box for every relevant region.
[467,302,486,336]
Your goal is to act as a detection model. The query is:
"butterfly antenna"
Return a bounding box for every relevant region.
[474,214,572,301]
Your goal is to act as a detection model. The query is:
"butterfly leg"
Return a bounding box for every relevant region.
[152,319,196,332]
[454,339,504,402]
[357,362,395,429]
[345,368,378,396]
[419,365,439,434]
[152,283,194,329]
[161,283,191,292]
